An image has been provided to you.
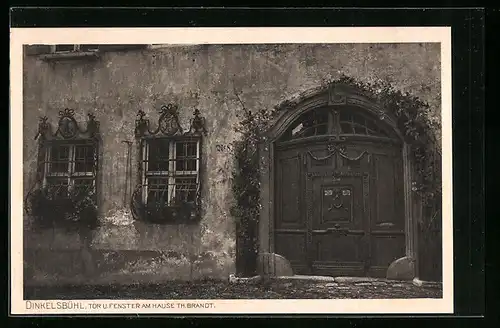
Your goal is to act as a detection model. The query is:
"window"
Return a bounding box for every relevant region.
[43,142,97,198]
[141,138,200,206]
[131,104,206,223]
[339,110,389,137]
[25,109,100,225]
[36,45,101,61]
[281,108,330,140]
[279,106,392,142]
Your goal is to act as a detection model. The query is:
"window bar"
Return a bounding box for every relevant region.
[86,145,96,193]
[142,140,148,204]
[160,179,168,203]
[362,118,369,135]
[92,144,98,190]
[168,141,176,205]
[327,110,334,134]
[48,145,53,178]
[42,146,50,188]
[196,140,201,205]
[312,111,317,136]
[333,110,341,138]
[95,144,99,190]
[68,145,75,192]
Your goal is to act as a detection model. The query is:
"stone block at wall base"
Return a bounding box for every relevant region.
[256,252,294,277]
[412,278,442,288]
[386,256,416,281]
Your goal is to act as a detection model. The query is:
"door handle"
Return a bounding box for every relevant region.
[327,203,343,211]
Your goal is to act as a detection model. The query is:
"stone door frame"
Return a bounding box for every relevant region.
[257,83,423,279]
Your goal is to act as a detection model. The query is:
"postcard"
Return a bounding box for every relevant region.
[10,26,452,315]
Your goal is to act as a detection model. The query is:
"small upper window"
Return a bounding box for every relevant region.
[52,44,99,53]
[339,110,389,137]
[280,108,329,141]
[54,45,76,52]
[279,105,393,142]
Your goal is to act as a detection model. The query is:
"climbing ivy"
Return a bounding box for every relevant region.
[230,75,443,266]
[230,91,277,276]
[328,75,442,230]
[230,107,274,224]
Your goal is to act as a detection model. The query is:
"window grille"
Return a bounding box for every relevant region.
[44,142,97,198]
[141,138,200,206]
[24,109,101,218]
[131,104,207,224]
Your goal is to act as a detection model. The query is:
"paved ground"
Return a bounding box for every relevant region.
[25,278,442,300]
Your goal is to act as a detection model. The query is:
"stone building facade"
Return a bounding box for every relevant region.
[22,43,442,285]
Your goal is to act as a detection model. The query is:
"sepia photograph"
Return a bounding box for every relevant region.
[10,27,453,314]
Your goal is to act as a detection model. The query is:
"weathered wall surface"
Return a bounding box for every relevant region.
[22,43,441,283]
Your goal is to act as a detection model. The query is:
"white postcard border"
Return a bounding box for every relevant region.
[10,27,453,315]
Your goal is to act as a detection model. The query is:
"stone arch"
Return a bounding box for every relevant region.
[268,83,404,142]
[257,82,420,280]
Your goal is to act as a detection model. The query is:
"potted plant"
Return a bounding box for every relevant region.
[26,184,99,232]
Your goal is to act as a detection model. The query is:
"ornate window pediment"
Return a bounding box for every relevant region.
[35,108,100,141]
[134,103,207,138]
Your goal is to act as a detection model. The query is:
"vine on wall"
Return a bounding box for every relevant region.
[230,90,275,276]
[230,95,274,227]
[230,75,443,273]
[327,75,442,230]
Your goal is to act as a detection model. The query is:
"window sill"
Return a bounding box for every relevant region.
[39,51,100,61]
[132,202,202,225]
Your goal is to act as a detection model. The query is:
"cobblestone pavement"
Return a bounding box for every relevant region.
[25,278,442,300]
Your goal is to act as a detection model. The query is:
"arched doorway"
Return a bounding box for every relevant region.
[261,84,413,278]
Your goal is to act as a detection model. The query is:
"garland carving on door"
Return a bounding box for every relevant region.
[307,143,369,162]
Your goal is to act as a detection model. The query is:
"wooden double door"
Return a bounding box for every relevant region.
[274,139,406,277]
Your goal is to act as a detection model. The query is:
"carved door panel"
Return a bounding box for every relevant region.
[306,170,370,276]
[274,148,308,274]
[367,146,406,277]
[275,141,405,277]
